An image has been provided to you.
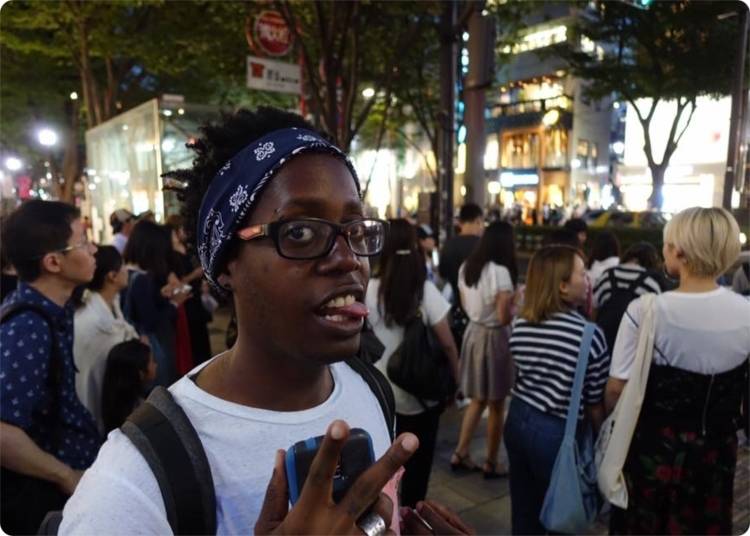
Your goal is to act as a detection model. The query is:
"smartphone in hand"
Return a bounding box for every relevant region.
[285,428,375,505]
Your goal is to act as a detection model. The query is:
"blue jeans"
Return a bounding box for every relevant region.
[504,397,565,535]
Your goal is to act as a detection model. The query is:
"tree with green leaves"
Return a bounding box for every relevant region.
[558,0,744,208]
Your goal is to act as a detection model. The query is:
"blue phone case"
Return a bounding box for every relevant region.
[285,427,375,505]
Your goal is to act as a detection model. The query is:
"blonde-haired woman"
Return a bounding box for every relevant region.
[606,207,749,535]
[504,245,609,534]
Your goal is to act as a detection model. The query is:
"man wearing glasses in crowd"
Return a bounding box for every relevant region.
[0,200,101,534]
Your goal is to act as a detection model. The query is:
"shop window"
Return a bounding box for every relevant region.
[590,143,598,169]
[502,132,540,168]
[543,128,568,168]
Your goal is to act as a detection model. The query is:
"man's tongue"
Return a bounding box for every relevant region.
[319,302,368,319]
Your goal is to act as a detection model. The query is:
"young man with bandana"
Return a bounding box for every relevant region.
[61,108,471,535]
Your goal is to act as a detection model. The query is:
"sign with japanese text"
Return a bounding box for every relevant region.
[246,55,301,94]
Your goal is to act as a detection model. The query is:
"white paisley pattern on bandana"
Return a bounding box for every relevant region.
[296,134,318,142]
[202,209,226,272]
[218,161,231,175]
[228,184,249,213]
[254,142,275,161]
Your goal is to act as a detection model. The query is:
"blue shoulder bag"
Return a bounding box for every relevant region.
[539,321,602,533]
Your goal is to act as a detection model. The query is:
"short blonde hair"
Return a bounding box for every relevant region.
[663,207,740,278]
[521,245,582,323]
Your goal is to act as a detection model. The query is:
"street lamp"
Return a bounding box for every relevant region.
[37,128,58,147]
[4,157,22,171]
[361,87,375,99]
[70,91,78,101]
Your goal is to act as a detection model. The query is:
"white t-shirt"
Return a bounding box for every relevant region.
[366,280,451,416]
[610,287,750,379]
[60,360,392,534]
[74,291,139,433]
[587,256,620,286]
[458,262,514,327]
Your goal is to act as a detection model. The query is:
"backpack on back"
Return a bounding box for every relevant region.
[596,270,651,351]
[39,355,396,535]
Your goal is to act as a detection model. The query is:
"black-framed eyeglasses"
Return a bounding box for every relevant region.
[237,218,387,260]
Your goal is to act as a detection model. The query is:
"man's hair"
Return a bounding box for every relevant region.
[563,217,588,234]
[663,207,740,278]
[2,200,80,282]
[164,107,319,278]
[542,228,579,248]
[521,245,582,324]
[458,203,483,223]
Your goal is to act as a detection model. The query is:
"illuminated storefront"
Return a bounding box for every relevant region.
[617,96,730,211]
[84,98,217,244]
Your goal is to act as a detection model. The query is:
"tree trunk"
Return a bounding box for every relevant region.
[647,164,665,209]
[60,101,79,203]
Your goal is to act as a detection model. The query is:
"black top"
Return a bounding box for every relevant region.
[438,234,480,303]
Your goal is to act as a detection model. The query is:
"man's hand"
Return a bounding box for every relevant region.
[255,420,419,535]
[400,500,474,535]
[58,468,84,496]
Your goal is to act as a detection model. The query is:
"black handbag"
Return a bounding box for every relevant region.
[386,312,457,402]
[448,304,469,349]
[358,319,386,364]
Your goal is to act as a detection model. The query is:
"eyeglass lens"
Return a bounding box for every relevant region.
[278,220,384,259]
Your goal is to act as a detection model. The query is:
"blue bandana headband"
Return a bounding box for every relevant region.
[197,127,360,289]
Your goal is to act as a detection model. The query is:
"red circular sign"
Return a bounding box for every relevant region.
[253,11,292,57]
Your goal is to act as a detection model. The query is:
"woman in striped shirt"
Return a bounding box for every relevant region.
[503,245,610,535]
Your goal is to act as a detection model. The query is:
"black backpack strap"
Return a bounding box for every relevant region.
[346,356,396,442]
[121,387,216,535]
[627,270,651,293]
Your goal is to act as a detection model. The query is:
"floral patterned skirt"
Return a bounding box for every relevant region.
[609,423,738,535]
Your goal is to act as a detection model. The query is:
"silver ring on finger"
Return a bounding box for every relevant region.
[357,512,387,536]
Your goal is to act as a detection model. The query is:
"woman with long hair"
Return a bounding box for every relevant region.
[606,207,749,534]
[366,219,459,507]
[504,245,609,534]
[74,246,139,433]
[587,231,621,284]
[122,220,189,386]
[101,339,156,433]
[451,221,518,478]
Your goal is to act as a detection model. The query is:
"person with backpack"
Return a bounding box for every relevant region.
[365,219,459,507]
[0,200,101,534]
[451,221,519,479]
[60,108,471,536]
[592,242,664,351]
[438,203,484,347]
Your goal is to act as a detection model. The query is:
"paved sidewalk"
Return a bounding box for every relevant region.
[426,405,750,535]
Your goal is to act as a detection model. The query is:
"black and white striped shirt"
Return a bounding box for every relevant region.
[593,265,662,309]
[509,311,610,420]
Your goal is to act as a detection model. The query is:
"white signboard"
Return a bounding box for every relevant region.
[246,55,301,94]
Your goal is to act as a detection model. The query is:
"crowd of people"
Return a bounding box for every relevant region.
[0,105,748,536]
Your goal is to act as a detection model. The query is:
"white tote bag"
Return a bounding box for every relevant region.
[595,293,657,509]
